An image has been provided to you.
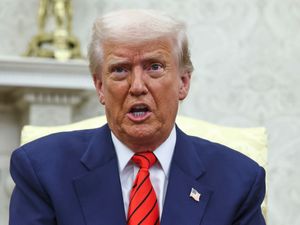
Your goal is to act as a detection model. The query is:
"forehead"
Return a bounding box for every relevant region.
[102,39,175,62]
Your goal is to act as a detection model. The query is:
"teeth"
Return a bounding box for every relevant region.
[132,112,146,117]
[130,104,149,114]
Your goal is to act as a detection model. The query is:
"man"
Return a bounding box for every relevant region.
[9,9,266,225]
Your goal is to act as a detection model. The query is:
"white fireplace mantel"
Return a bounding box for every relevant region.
[0,56,94,90]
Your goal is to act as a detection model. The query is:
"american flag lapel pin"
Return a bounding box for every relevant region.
[190,188,201,202]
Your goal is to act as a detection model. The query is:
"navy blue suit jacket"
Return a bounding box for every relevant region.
[9,124,266,225]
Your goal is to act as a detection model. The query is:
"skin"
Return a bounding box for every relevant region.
[93,38,191,152]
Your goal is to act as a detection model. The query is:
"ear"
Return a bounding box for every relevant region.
[93,74,105,105]
[178,71,191,100]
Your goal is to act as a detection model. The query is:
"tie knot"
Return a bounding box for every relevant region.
[131,152,157,169]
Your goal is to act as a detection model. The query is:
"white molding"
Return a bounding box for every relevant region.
[0,56,94,90]
[15,91,84,106]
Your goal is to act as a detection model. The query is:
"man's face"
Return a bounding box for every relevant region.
[93,39,190,151]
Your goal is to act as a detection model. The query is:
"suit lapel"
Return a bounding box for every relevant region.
[71,124,212,225]
[161,127,213,225]
[73,125,126,225]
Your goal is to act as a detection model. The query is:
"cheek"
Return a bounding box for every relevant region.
[104,81,130,109]
[105,78,124,95]
[164,78,181,97]
[164,80,181,106]
[154,81,180,112]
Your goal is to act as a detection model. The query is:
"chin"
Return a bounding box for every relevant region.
[125,124,157,138]
[123,123,159,141]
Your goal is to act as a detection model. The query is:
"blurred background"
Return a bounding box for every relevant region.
[0,0,299,224]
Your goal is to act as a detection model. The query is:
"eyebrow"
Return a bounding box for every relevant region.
[106,57,131,66]
[141,51,170,62]
[106,50,171,66]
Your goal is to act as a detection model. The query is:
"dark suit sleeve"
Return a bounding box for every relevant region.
[9,147,56,225]
[233,166,266,225]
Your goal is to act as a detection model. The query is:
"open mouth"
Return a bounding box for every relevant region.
[128,104,150,118]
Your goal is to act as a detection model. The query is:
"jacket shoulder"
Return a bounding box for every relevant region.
[186,133,263,175]
[195,134,259,167]
[12,126,105,166]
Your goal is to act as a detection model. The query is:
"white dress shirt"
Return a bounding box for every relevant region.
[111,127,176,218]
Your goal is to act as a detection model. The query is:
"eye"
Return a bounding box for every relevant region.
[146,63,164,72]
[150,63,162,70]
[109,65,129,80]
[111,66,128,74]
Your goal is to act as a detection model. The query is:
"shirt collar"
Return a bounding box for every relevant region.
[111,126,176,178]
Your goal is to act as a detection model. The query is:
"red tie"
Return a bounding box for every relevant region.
[127,152,160,225]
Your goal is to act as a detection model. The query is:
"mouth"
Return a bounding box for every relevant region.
[127,104,151,121]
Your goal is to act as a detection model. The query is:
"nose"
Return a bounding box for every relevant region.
[129,66,148,96]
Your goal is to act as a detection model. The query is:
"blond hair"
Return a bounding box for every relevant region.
[88,9,193,76]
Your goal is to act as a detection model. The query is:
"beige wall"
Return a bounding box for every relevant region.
[1,0,300,224]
